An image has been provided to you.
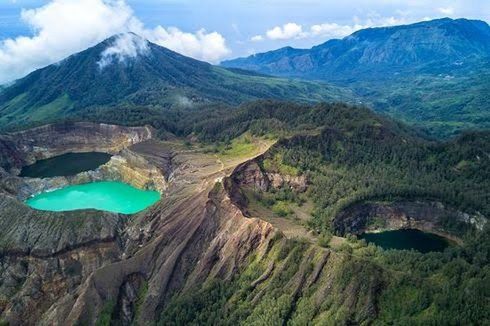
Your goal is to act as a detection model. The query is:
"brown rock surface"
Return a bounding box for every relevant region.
[0,122,152,174]
[0,125,280,325]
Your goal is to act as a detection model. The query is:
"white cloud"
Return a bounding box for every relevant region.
[254,14,422,43]
[0,0,231,84]
[437,7,455,15]
[97,33,149,69]
[266,23,304,40]
[256,21,362,42]
[0,0,136,84]
[310,23,365,39]
[142,27,230,63]
[251,35,264,42]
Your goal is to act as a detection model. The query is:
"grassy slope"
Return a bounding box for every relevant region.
[0,40,353,132]
[212,67,353,104]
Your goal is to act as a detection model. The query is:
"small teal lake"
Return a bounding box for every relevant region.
[26,181,160,214]
[20,152,112,178]
[360,229,450,253]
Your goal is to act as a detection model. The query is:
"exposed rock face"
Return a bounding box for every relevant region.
[113,273,146,324]
[98,149,167,193]
[232,161,270,192]
[266,172,307,192]
[225,161,268,215]
[0,128,281,325]
[13,150,168,200]
[0,192,124,325]
[0,125,398,325]
[332,201,484,238]
[0,123,167,202]
[225,159,309,221]
[229,159,308,193]
[0,122,153,174]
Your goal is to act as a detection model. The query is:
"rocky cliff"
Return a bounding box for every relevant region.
[0,124,389,325]
[332,201,485,240]
[0,122,152,174]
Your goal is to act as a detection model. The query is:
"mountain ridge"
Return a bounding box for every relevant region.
[0,33,351,131]
[222,18,490,137]
[222,18,490,79]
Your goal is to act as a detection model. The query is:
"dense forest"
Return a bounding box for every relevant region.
[73,101,489,227]
[0,36,351,131]
[222,18,490,138]
[68,100,490,324]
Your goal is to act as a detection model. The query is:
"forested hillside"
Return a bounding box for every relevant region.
[223,18,490,137]
[0,34,351,131]
[126,100,488,325]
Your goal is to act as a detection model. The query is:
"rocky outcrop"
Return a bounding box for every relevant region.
[0,122,153,174]
[97,149,167,193]
[225,161,267,215]
[0,126,386,326]
[231,161,270,192]
[229,159,308,193]
[332,201,484,239]
[226,159,308,216]
[266,172,307,192]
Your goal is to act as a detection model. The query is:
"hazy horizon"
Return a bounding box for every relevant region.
[1,0,489,84]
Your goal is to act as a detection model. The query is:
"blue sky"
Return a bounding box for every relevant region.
[1,0,489,83]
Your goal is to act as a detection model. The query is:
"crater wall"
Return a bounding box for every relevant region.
[0,122,153,173]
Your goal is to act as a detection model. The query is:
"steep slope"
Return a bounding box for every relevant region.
[0,33,351,131]
[222,18,490,136]
[0,102,488,324]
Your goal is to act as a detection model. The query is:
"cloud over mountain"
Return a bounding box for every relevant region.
[97,33,150,69]
[253,15,425,42]
[266,23,304,40]
[0,0,230,84]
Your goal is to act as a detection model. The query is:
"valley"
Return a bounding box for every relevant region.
[223,18,490,137]
[0,14,488,326]
[1,100,487,324]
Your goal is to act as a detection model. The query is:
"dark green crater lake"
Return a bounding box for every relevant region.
[20,152,112,178]
[360,229,450,253]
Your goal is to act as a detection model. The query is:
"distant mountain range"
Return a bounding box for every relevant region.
[223,18,490,80]
[1,18,489,136]
[0,33,350,130]
[223,18,490,136]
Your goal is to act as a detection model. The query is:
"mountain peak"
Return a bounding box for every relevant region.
[96,32,150,69]
[0,32,351,130]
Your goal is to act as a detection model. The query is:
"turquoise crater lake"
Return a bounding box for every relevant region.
[26,181,160,214]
